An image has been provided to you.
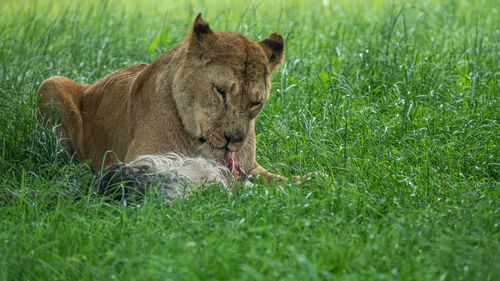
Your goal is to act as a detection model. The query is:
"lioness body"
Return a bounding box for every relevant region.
[38,14,285,181]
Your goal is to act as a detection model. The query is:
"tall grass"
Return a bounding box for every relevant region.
[1,0,499,280]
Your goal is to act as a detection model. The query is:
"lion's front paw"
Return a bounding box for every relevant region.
[291,171,329,182]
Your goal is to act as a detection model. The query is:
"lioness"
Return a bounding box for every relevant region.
[38,13,306,186]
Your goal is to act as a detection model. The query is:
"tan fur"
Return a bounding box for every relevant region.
[37,14,295,182]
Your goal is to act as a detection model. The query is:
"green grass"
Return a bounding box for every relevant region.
[1,0,499,280]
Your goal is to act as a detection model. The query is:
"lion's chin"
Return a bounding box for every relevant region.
[197,137,246,179]
[198,136,244,152]
[226,142,244,153]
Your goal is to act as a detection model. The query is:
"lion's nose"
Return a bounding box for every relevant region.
[224,130,245,143]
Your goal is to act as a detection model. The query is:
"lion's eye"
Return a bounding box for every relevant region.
[250,101,262,108]
[215,86,226,103]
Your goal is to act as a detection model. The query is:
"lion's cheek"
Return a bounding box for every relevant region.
[192,107,210,137]
[181,114,200,138]
[174,98,201,138]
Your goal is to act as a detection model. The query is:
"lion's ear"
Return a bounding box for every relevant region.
[189,13,215,53]
[259,33,285,72]
[192,13,213,38]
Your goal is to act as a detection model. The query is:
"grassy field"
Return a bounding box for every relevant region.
[1,0,499,280]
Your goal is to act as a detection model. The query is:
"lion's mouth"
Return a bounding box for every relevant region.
[198,137,246,180]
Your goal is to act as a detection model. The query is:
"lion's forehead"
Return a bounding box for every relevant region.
[210,32,270,75]
[210,62,269,97]
[206,32,271,100]
[214,56,268,79]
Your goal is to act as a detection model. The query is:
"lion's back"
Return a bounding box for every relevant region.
[81,63,148,170]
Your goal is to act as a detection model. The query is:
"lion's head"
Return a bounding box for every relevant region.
[172,13,284,153]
